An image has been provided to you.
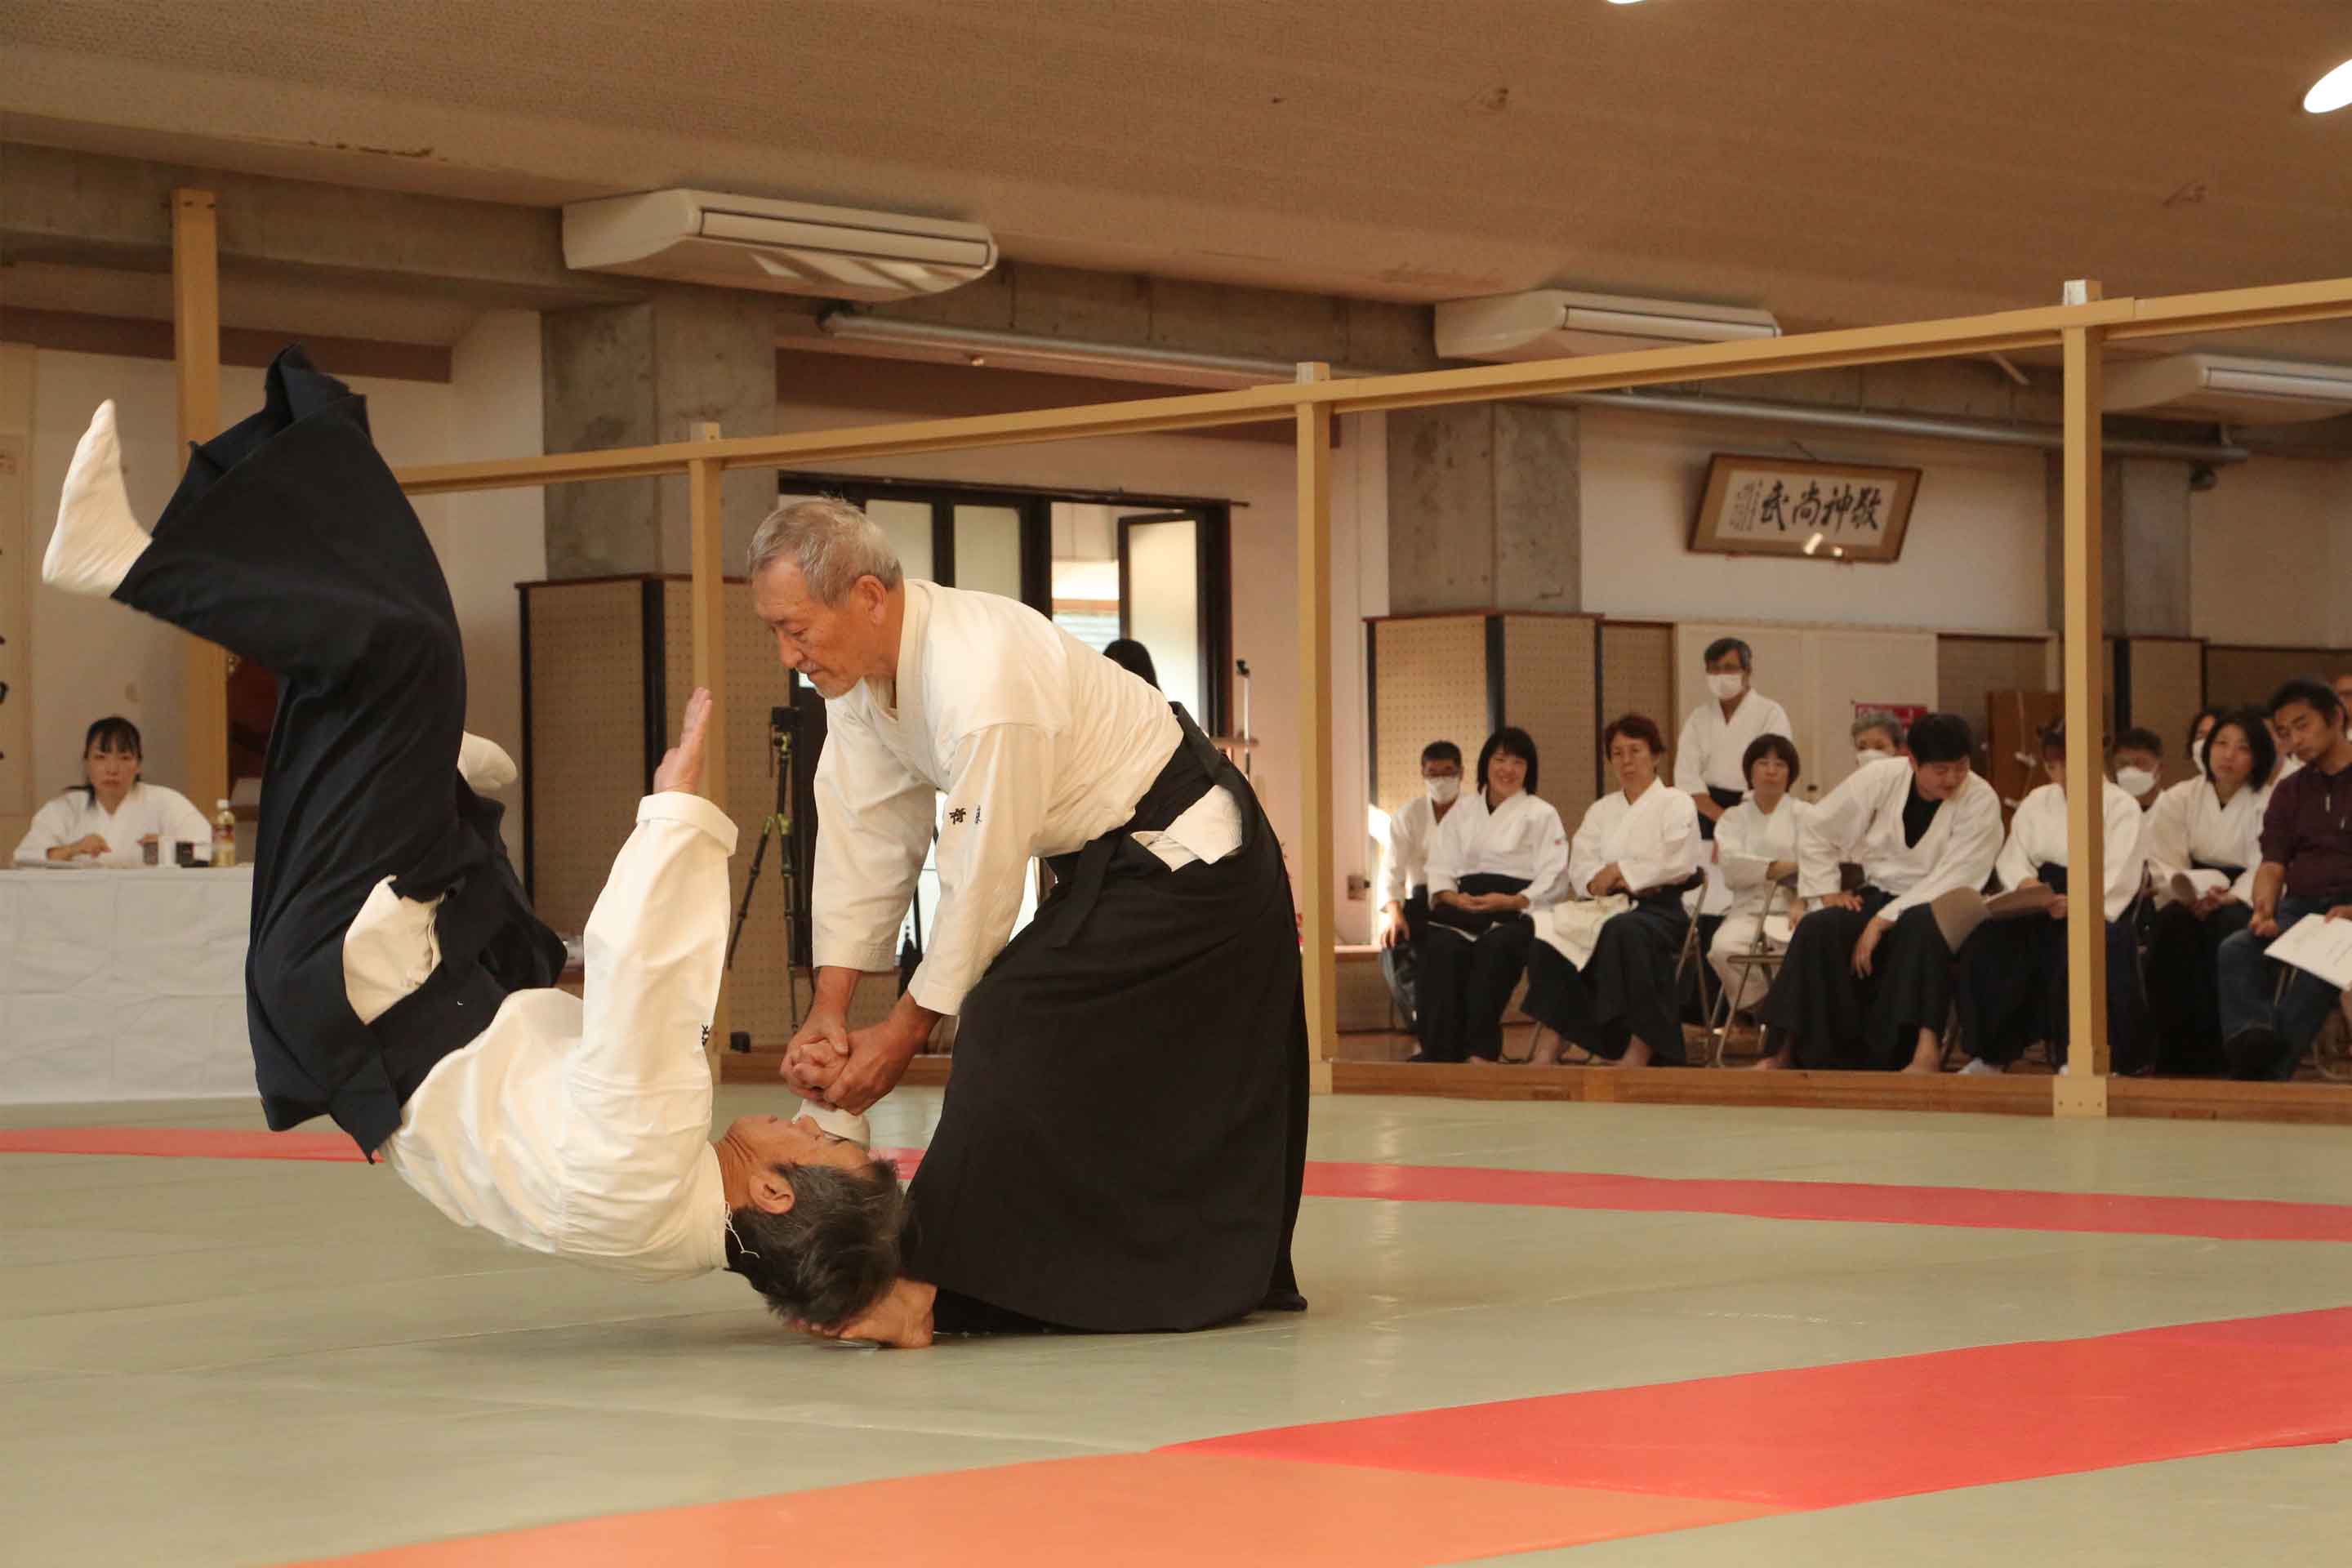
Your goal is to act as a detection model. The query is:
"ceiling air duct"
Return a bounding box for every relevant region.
[564,189,997,302]
[1436,288,1780,362]
[2102,353,2352,425]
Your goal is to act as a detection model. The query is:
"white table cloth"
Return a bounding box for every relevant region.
[0,865,254,1103]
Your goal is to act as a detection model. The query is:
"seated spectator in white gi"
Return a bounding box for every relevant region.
[2112,726,2165,812]
[13,715,210,865]
[1374,739,1465,1028]
[1411,727,1566,1064]
[2216,679,2352,1080]
[2142,707,2276,1076]
[1522,714,1700,1067]
[1706,733,1811,1013]
[1754,712,2003,1073]
[1852,711,1906,768]
[1952,721,2147,1075]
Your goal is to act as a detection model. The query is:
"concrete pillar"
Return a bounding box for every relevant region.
[1386,402,1579,614]
[2045,453,2191,636]
[541,286,777,578]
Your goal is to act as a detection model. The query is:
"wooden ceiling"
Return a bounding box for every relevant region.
[7,0,2352,353]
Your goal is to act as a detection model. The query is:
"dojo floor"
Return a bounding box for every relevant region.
[5,1088,2350,1566]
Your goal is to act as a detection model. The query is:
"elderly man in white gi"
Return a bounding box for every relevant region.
[760,499,1307,1340]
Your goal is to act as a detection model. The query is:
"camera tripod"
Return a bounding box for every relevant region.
[724,706,802,1047]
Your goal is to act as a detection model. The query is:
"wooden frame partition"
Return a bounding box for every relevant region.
[369,274,2352,1118]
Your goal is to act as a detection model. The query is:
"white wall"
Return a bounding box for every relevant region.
[22,318,544,858]
[763,399,1388,939]
[2189,453,2352,648]
[1578,407,2051,632]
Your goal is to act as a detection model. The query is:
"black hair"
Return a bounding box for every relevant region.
[2205,706,2278,791]
[726,1157,908,1330]
[1419,740,1463,769]
[1476,726,1539,797]
[1703,637,1753,671]
[2114,726,2164,760]
[1742,732,1801,788]
[1906,711,1975,766]
[2185,706,2225,757]
[2267,677,2344,726]
[2038,718,2067,757]
[1602,712,1668,757]
[1102,639,1159,688]
[71,715,144,799]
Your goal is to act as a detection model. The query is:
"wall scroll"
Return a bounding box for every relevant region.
[1690,454,1921,563]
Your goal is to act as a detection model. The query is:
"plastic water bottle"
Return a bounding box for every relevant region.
[211,800,238,868]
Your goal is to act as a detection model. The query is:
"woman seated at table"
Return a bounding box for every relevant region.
[1951,720,2146,1075]
[2140,706,2277,1076]
[1410,726,1566,1064]
[1707,733,1811,1013]
[12,716,211,866]
[1523,714,1700,1067]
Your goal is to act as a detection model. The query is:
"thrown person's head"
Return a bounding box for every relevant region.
[747,499,906,700]
[1904,711,1976,800]
[720,1113,909,1330]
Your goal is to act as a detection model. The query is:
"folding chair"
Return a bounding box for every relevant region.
[1706,871,1798,1067]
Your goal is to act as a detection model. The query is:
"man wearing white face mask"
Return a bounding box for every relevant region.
[2113,727,2165,812]
[1677,640,1794,839]
[1374,740,1466,1027]
[1853,711,1906,771]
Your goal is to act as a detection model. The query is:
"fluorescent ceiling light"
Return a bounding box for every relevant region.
[2306,57,2352,113]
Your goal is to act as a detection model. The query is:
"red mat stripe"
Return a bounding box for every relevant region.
[1172,1305,2352,1510]
[10,1127,2352,1244]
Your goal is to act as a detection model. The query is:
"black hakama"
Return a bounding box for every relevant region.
[109,349,559,1153]
[1521,889,1692,1063]
[1379,888,1431,1028]
[1695,783,1743,841]
[900,711,1307,1334]
[1754,889,1954,1069]
[2143,862,2251,1077]
[1412,874,1535,1062]
[1953,866,2145,1071]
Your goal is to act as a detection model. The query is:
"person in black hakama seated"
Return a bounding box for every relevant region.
[1410,727,1567,1063]
[1522,713,1701,1067]
[2215,678,2352,1080]
[2141,708,2277,1076]
[1753,711,2003,1074]
[1951,722,2148,1075]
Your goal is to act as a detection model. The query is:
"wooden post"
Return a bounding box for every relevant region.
[2056,283,2109,1120]
[1294,364,1339,1089]
[689,421,731,1074]
[172,189,229,811]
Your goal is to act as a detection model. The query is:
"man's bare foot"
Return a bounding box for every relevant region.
[834,1278,936,1348]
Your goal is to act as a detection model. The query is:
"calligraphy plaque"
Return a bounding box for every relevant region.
[1690,454,1921,563]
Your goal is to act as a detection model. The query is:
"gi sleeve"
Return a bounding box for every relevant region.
[2139,784,2192,898]
[1717,804,1770,890]
[2102,788,2147,922]
[11,797,77,864]
[1617,789,1699,894]
[162,789,213,852]
[1379,803,1423,908]
[2229,791,2268,903]
[572,792,737,1091]
[1567,797,1608,898]
[1426,810,1464,898]
[1797,767,1876,901]
[811,705,936,974]
[1993,794,2038,893]
[1881,782,2004,921]
[1525,800,1570,911]
[1672,710,1707,796]
[906,723,1054,1016]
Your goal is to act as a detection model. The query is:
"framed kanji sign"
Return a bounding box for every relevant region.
[1690,454,1921,563]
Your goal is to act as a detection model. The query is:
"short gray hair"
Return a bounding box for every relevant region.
[1852,710,1907,747]
[746,498,904,604]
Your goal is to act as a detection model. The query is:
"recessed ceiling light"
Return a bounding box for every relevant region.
[2306,57,2352,114]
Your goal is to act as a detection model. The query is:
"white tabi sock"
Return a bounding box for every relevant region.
[457,732,518,793]
[802,1100,871,1148]
[43,401,152,598]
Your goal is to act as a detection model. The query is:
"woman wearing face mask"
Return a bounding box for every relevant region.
[1950,722,2147,1075]
[1521,714,1701,1067]
[1704,733,1811,1014]
[1851,712,1905,771]
[12,715,211,866]
[1411,728,1565,1064]
[2111,727,2165,812]
[2140,708,2278,1075]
